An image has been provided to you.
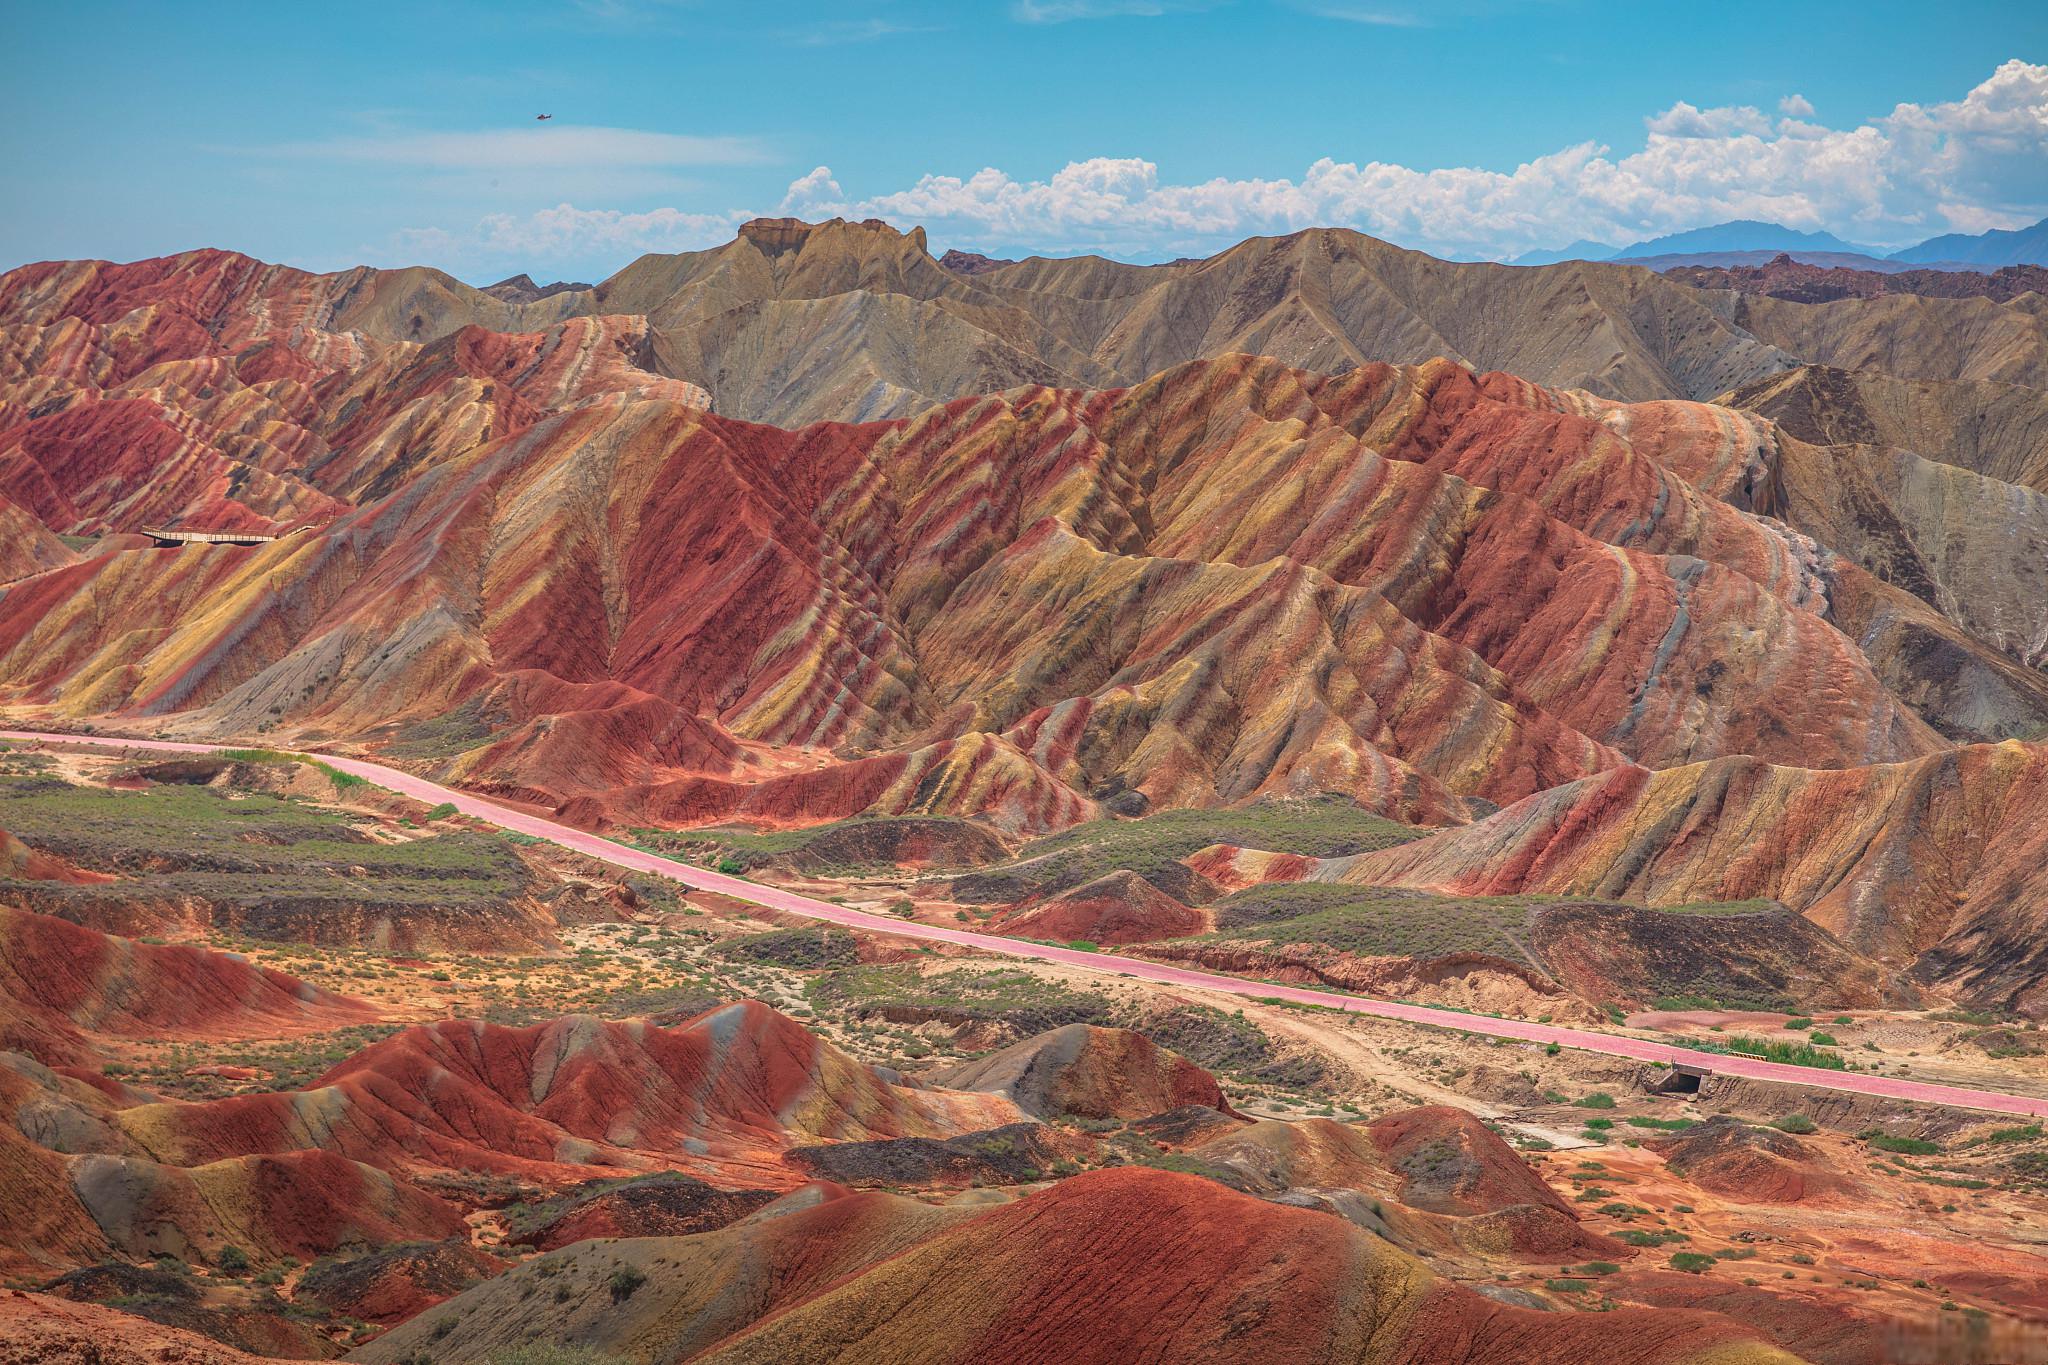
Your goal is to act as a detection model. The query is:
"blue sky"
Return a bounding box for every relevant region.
[4,1,2045,281]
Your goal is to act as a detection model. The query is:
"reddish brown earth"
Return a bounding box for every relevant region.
[0,827,105,885]
[0,903,373,1065]
[996,869,1204,945]
[1325,743,2048,1015]
[931,1023,1239,1120]
[359,1167,1801,1364]
[116,1001,1023,1186]
[0,1291,280,1365]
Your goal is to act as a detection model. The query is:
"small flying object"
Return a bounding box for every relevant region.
[535,113,553,121]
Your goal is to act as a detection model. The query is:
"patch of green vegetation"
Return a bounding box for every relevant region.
[1616,1229,1691,1248]
[808,964,1113,1035]
[381,698,504,761]
[1771,1114,1818,1134]
[1983,1124,2043,1145]
[1066,939,1099,952]
[1213,893,1787,999]
[1207,885,1547,959]
[1707,1036,1848,1070]
[1626,1116,1695,1131]
[624,813,994,878]
[422,802,459,821]
[1668,1252,1717,1274]
[715,927,860,971]
[1864,1132,1940,1156]
[953,796,1420,905]
[1575,1092,1616,1109]
[1545,1278,1593,1294]
[0,773,529,931]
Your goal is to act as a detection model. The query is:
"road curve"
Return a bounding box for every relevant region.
[10,728,2047,1121]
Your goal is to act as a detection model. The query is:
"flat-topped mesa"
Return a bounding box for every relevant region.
[738,216,929,257]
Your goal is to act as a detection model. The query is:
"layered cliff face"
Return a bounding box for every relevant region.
[11,338,2039,837]
[1325,742,2048,1015]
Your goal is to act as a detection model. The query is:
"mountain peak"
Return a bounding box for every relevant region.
[738,216,930,258]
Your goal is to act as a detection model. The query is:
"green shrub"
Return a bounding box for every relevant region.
[423,802,458,821]
[1783,1017,1814,1030]
[607,1266,646,1302]
[1771,1114,1817,1134]
[1807,1030,1840,1046]
[216,1245,250,1275]
[1545,1278,1593,1294]
[1864,1133,1939,1156]
[1066,940,1100,952]
[1669,1252,1716,1274]
[1574,1093,1616,1109]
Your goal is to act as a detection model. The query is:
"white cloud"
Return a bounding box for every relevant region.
[392,203,751,279]
[1012,0,1217,20]
[786,17,940,44]
[1297,3,1426,25]
[777,60,2048,260]
[390,61,2048,274]
[1779,93,1815,118]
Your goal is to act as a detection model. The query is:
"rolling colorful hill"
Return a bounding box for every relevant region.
[5,217,2048,1361]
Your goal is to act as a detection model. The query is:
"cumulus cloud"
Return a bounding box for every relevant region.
[393,61,2047,274]
[393,203,750,279]
[779,59,2048,260]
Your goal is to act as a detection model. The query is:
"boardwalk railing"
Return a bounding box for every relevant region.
[139,527,297,547]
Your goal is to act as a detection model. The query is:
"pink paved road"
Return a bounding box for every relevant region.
[12,728,2048,1121]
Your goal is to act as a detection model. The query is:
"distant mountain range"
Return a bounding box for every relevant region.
[1510,215,2048,272]
[1890,216,2048,266]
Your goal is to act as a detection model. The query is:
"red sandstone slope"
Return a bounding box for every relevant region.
[929,1023,1238,1119]
[1328,742,2048,1013]
[112,1001,1022,1185]
[0,903,372,1065]
[7,350,2035,840]
[360,1167,1801,1365]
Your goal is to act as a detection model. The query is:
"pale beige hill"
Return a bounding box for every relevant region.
[1764,435,2048,669]
[1727,364,2048,491]
[1724,291,2048,390]
[0,497,77,584]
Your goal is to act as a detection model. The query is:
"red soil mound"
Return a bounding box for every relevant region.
[1647,1117,1853,1204]
[0,904,373,1066]
[362,1168,1800,1364]
[1182,1110,1622,1263]
[997,869,1204,945]
[296,1240,504,1326]
[0,1291,278,1365]
[930,1024,1237,1120]
[118,1001,1021,1186]
[67,1147,468,1263]
[508,1172,777,1250]
[0,828,106,885]
[1369,1104,1577,1218]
